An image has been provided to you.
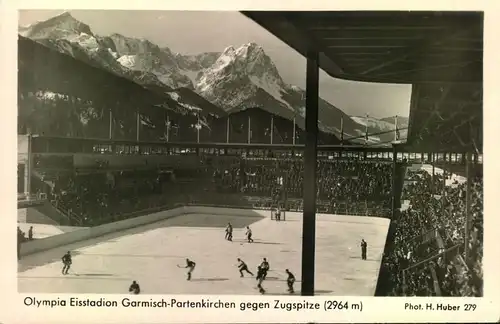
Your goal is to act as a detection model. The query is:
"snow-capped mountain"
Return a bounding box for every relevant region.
[20,11,92,40]
[196,43,295,113]
[19,12,223,116]
[19,12,405,144]
[18,35,225,141]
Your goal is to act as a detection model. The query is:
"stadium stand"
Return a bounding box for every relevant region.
[376,167,483,296]
[18,132,483,297]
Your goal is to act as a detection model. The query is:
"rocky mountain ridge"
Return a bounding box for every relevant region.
[19,12,406,143]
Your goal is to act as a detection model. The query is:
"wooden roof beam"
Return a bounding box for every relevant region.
[280,13,357,75]
[359,27,473,76]
[241,11,347,75]
[370,60,480,78]
[305,11,481,29]
[417,99,482,107]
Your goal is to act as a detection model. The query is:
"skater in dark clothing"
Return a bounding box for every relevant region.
[256,266,266,294]
[285,269,295,293]
[62,251,72,275]
[28,226,33,240]
[129,280,140,294]
[237,258,253,277]
[245,226,254,243]
[260,258,270,279]
[225,223,233,241]
[361,239,367,260]
[17,227,24,260]
[185,258,196,281]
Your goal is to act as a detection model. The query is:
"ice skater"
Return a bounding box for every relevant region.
[256,266,266,294]
[260,258,270,279]
[285,269,295,293]
[237,258,253,277]
[129,280,141,294]
[245,226,254,243]
[183,258,196,281]
[361,239,367,260]
[275,207,281,221]
[225,223,233,241]
[61,251,72,275]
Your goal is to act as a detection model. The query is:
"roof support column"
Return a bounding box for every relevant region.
[25,134,32,196]
[464,151,472,263]
[301,50,319,296]
[391,144,398,220]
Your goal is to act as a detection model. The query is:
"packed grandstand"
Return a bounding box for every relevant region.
[18,136,483,297]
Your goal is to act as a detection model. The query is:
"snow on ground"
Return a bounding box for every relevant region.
[18,211,388,296]
[68,32,99,52]
[117,55,137,69]
[166,92,202,112]
[107,48,118,59]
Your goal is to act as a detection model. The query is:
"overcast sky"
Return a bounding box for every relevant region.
[19,10,411,118]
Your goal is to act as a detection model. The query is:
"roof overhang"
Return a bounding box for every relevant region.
[241,11,483,84]
[242,11,483,152]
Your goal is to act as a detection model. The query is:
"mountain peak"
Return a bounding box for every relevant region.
[110,32,126,39]
[39,11,81,28]
[235,42,264,58]
[222,46,235,55]
[242,42,260,49]
[54,11,73,19]
[20,11,93,39]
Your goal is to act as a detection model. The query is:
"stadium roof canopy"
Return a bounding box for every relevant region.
[241,11,483,153]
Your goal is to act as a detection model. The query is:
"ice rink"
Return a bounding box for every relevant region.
[18,211,389,295]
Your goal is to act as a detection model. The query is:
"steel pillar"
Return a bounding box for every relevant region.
[464,151,472,262]
[24,134,32,196]
[391,144,397,220]
[301,50,319,296]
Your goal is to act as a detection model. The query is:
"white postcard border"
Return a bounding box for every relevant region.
[1,0,499,323]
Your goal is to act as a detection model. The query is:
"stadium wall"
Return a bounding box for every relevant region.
[19,206,267,256]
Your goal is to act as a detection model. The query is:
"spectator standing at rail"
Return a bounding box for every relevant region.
[225,222,233,241]
[361,239,368,260]
[17,227,24,260]
[246,226,254,243]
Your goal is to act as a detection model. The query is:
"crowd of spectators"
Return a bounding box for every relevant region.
[30,155,397,226]
[380,168,483,297]
[26,149,484,297]
[37,170,176,226]
[212,158,393,216]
